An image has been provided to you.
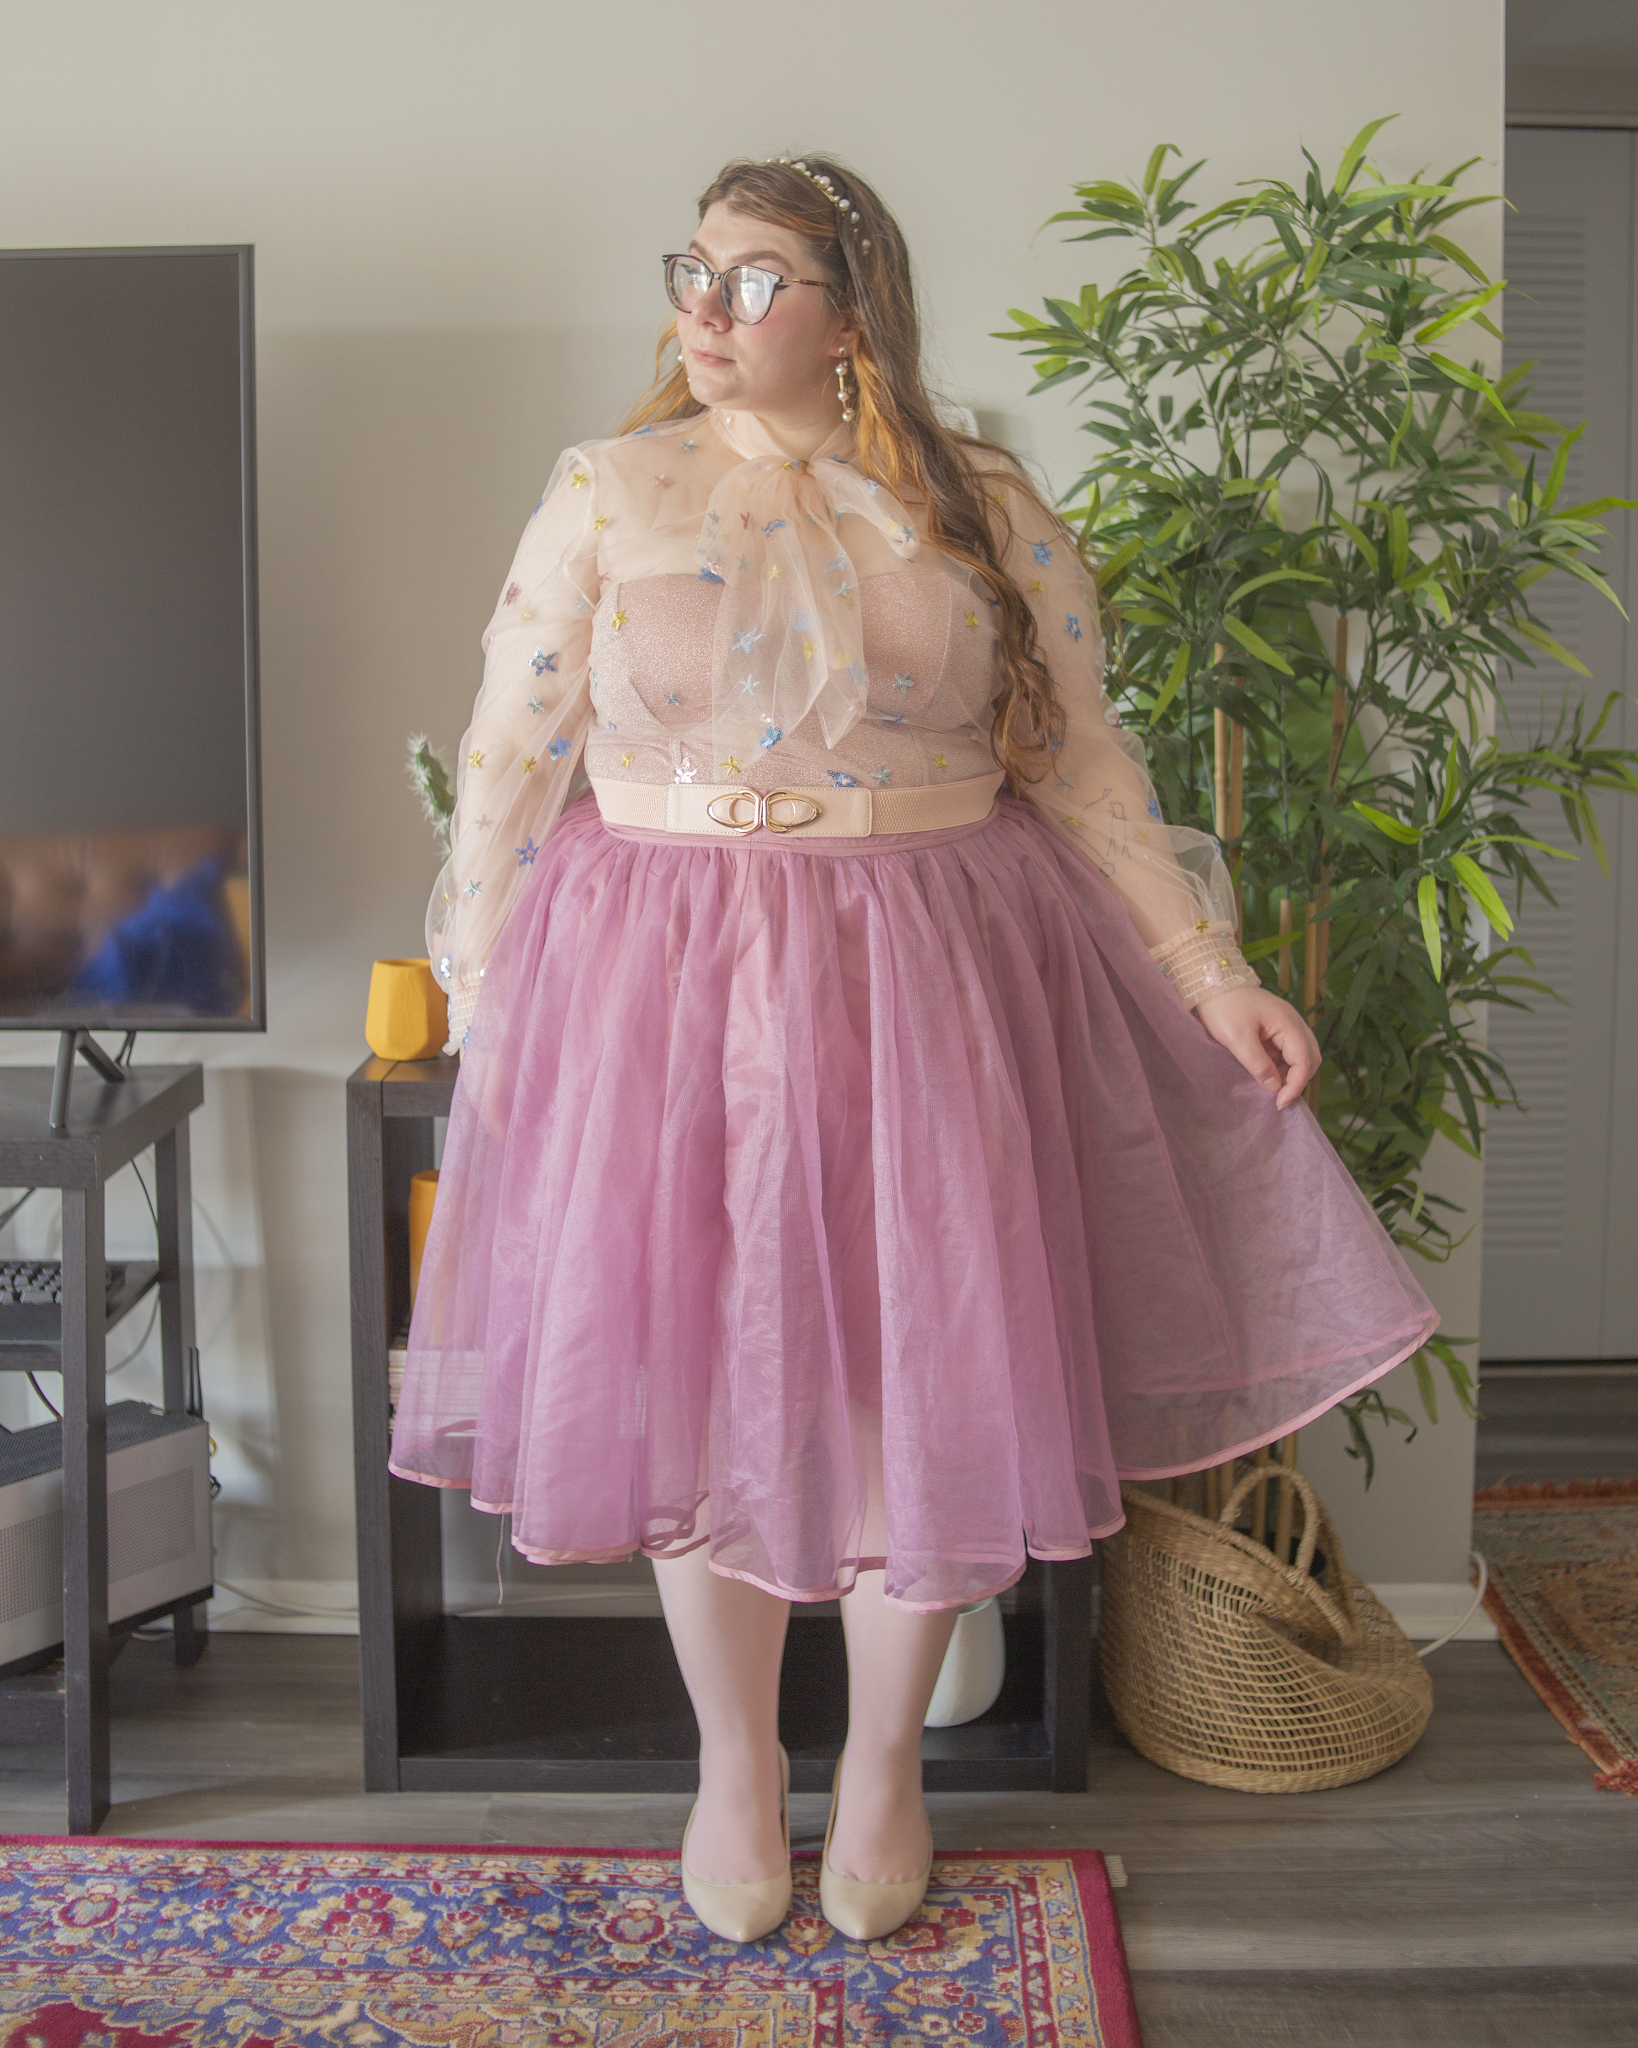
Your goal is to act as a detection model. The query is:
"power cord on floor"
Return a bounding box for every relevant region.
[212,1578,360,1622]
[1416,1550,1489,1657]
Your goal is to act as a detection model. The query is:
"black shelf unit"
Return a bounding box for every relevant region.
[349,1053,1092,1797]
[0,1064,212,1833]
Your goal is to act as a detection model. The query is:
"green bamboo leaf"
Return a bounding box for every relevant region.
[1436,737,1461,823]
[1417,873,1443,980]
[1388,506,1410,580]
[1540,423,1583,512]
[1423,232,1489,282]
[1450,854,1514,935]
[1149,641,1192,724]
[1413,279,1505,345]
[1094,535,1147,584]
[1429,1337,1480,1417]
[1336,116,1397,194]
[1221,613,1293,674]
[1512,619,1591,677]
[1355,803,1424,845]
[1142,143,1178,197]
[1426,353,1513,421]
[1388,388,1415,468]
[1553,496,1638,521]
[1223,568,1327,604]
[1412,1348,1439,1422]
[1334,515,1379,572]
[1474,833,1576,859]
[1426,1104,1482,1159]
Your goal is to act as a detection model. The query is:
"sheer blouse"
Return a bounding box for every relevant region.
[429,406,1255,1048]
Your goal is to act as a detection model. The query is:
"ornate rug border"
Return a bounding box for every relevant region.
[1475,1479,1638,1506]
[1475,1481,1638,1795]
[0,1836,1144,2045]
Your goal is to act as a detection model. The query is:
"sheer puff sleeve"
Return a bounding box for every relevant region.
[983,456,1259,1011]
[427,447,601,1052]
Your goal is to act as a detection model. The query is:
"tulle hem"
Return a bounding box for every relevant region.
[1113,1319,1437,1482]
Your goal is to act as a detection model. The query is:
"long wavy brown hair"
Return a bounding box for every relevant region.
[617,154,1070,787]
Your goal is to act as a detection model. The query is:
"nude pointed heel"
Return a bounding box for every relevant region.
[819,1754,933,1943]
[680,1741,792,1944]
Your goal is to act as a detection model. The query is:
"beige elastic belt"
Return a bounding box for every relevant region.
[591,771,1004,840]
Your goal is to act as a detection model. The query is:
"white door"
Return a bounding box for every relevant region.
[1480,128,1638,1359]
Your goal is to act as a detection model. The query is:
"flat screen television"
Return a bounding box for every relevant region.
[0,245,263,1049]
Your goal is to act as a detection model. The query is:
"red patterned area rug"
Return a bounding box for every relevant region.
[1475,1479,1638,1794]
[0,1836,1142,2046]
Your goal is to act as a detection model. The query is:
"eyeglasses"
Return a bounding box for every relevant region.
[662,253,831,326]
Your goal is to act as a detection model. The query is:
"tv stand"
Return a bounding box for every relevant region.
[0,1060,210,1831]
[48,1029,135,1131]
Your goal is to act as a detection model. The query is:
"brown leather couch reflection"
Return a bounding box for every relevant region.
[0,827,252,1016]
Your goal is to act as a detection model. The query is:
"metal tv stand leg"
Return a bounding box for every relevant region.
[49,1029,129,1132]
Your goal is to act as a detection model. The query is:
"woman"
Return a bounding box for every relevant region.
[390,154,1436,1945]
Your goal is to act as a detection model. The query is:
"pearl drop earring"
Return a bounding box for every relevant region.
[836,355,854,423]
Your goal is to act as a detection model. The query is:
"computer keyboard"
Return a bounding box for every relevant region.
[0,1258,149,1349]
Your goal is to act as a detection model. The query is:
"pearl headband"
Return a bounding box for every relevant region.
[768,156,872,254]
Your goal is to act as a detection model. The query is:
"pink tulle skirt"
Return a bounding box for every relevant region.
[389,793,1436,1610]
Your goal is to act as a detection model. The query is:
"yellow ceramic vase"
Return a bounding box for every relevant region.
[365,957,449,1061]
[408,1169,440,1306]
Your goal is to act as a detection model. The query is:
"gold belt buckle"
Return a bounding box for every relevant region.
[705,788,762,834]
[704,787,823,835]
[762,789,822,833]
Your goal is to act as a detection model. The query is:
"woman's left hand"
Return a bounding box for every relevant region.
[1194,984,1321,1109]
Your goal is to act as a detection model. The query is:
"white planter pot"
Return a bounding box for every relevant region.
[923,1596,1005,1727]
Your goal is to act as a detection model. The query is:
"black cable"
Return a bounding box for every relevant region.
[0,1187,36,1233]
[27,1373,60,1420]
[129,1156,159,1238]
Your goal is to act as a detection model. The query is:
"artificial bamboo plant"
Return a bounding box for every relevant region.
[999,118,1638,1475]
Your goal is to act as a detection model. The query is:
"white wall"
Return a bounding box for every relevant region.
[0,0,1503,1617]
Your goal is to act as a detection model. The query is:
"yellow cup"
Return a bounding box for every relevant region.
[408,1169,440,1306]
[365,957,449,1061]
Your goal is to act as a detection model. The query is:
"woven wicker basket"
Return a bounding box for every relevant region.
[1099,1466,1433,1792]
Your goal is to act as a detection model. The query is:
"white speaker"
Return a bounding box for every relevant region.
[0,1399,213,1668]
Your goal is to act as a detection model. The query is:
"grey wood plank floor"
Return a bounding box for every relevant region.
[1476,1363,1638,1488]
[2,1633,1633,2046]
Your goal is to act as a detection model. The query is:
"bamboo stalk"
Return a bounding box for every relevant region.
[1305,615,1346,1101]
[1251,1449,1271,1549]
[1303,900,1319,1020]
[1303,899,1322,1111]
[1278,894,1293,994]
[1228,717,1245,843]
[1273,1431,1300,1564]
[1326,616,1350,790]
[1212,656,1251,1508]
[1227,680,1245,926]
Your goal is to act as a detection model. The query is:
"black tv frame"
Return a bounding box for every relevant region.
[0,243,265,1076]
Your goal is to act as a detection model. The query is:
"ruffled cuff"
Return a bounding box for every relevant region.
[443,980,480,1055]
[1150,924,1260,1010]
